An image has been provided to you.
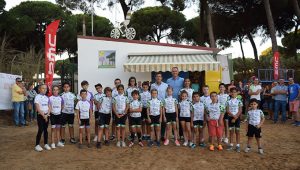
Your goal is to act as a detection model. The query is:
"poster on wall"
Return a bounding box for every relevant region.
[98,50,116,68]
[0,73,21,110]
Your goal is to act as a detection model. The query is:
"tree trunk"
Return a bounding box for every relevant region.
[205,2,216,48]
[263,0,278,53]
[238,35,245,61]
[199,0,206,46]
[292,0,300,22]
[120,0,130,19]
[293,23,299,61]
[247,33,259,62]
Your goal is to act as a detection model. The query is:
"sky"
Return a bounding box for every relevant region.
[4,0,283,60]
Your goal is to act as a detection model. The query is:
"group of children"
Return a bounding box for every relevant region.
[34,77,265,155]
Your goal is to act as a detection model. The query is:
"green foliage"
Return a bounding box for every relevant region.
[55,58,78,82]
[0,0,5,14]
[131,6,186,42]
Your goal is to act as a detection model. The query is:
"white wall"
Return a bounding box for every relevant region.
[0,73,21,110]
[77,37,211,94]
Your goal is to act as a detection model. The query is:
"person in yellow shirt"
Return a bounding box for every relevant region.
[12,77,26,126]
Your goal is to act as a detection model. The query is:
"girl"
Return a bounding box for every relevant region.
[128,90,144,147]
[49,86,64,149]
[163,87,180,146]
[218,83,230,144]
[27,83,37,121]
[179,78,194,102]
[147,89,163,147]
[34,84,51,152]
[113,84,129,147]
[191,92,206,147]
[126,77,139,102]
[179,90,195,148]
[140,81,151,140]
[96,87,113,148]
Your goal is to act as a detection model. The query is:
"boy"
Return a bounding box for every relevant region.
[205,92,225,151]
[201,85,212,106]
[96,87,112,148]
[245,98,265,154]
[218,83,230,144]
[61,82,77,144]
[140,81,151,140]
[34,84,51,152]
[163,87,180,146]
[76,89,93,148]
[147,89,163,147]
[49,86,64,149]
[113,84,129,147]
[93,83,105,142]
[128,90,144,147]
[191,92,206,147]
[226,88,243,152]
[111,78,122,141]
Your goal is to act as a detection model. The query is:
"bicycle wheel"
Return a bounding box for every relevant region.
[110,28,120,39]
[125,27,136,40]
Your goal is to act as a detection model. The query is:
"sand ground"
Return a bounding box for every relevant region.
[0,112,299,170]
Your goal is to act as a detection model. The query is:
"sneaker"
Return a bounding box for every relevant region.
[291,121,297,125]
[104,140,109,146]
[93,136,98,142]
[34,145,43,152]
[175,140,180,146]
[164,139,169,146]
[156,141,161,147]
[190,143,196,149]
[183,141,188,147]
[218,145,223,151]
[116,141,121,147]
[129,141,134,148]
[70,138,77,144]
[258,148,264,154]
[121,141,126,147]
[236,146,241,153]
[87,143,92,148]
[110,135,115,141]
[61,139,66,145]
[44,144,51,151]
[51,143,56,149]
[57,141,64,147]
[138,141,144,147]
[96,142,101,149]
[147,140,153,147]
[244,147,251,153]
[78,143,83,149]
[223,138,229,144]
[209,145,214,151]
[226,145,233,151]
[199,143,206,148]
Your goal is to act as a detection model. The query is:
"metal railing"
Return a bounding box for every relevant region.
[258,69,294,82]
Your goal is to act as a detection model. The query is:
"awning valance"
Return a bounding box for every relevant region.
[123,53,220,72]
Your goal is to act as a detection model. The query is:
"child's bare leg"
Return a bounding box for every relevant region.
[247,137,253,148]
[147,124,151,136]
[97,127,103,142]
[121,127,125,142]
[256,137,262,148]
[229,129,234,145]
[155,126,161,141]
[130,127,136,142]
[217,136,222,145]
[56,127,61,142]
[51,127,55,144]
[79,128,83,144]
[95,122,98,137]
[199,128,204,143]
[236,130,240,145]
[193,128,198,143]
[136,127,142,141]
[186,122,192,142]
[172,123,178,140]
[224,120,229,140]
[165,124,170,140]
[180,121,187,142]
[61,127,65,140]
[116,127,121,141]
[105,127,109,141]
[87,127,91,144]
[69,125,74,139]
[150,126,155,141]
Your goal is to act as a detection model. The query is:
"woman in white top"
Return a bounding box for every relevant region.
[179,78,194,102]
[126,77,139,102]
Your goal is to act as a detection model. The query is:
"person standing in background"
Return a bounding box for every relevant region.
[12,77,27,127]
[288,78,300,126]
[249,78,262,105]
[27,83,37,122]
[272,79,288,123]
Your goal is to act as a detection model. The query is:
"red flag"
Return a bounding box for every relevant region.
[273,51,280,80]
[45,20,60,96]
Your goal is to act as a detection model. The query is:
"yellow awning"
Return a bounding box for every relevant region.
[123,53,220,72]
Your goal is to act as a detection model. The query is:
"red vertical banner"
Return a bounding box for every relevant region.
[273,51,280,80]
[45,20,60,96]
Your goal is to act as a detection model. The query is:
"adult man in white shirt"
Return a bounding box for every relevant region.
[249,78,262,105]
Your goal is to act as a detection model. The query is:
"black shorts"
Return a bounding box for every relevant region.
[179,117,191,122]
[115,115,127,127]
[193,120,204,128]
[61,112,74,126]
[98,113,111,127]
[150,115,160,126]
[80,119,90,128]
[50,113,61,126]
[165,112,176,123]
[141,108,148,120]
[223,112,229,120]
[129,117,142,127]
[94,111,99,120]
[228,116,241,129]
[246,124,262,138]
